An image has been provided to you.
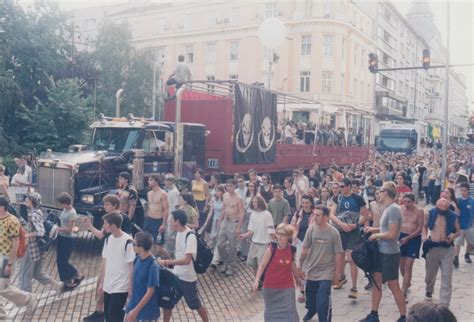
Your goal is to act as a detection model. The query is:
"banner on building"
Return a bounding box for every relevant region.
[233,83,277,164]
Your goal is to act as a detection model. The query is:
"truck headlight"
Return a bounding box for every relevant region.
[81,194,94,204]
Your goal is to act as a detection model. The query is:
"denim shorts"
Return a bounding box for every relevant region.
[175,279,202,310]
[143,217,165,245]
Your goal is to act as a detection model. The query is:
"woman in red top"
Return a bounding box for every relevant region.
[253,224,300,322]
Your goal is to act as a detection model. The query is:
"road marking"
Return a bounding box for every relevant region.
[6,277,98,317]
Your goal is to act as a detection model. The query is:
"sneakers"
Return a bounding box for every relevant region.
[333,276,347,289]
[225,267,234,276]
[297,292,305,303]
[454,256,459,268]
[359,312,380,322]
[465,255,472,264]
[84,311,105,322]
[302,312,315,321]
[425,292,433,301]
[50,280,64,295]
[397,317,406,322]
[83,311,105,322]
[219,264,228,274]
[348,288,358,299]
[25,294,37,318]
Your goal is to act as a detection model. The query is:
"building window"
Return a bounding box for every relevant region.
[185,46,193,63]
[301,35,312,55]
[322,34,333,56]
[207,75,215,93]
[230,41,239,61]
[300,71,311,92]
[304,0,313,17]
[265,2,277,18]
[231,8,239,25]
[229,74,239,81]
[208,11,216,27]
[321,72,332,93]
[207,43,216,63]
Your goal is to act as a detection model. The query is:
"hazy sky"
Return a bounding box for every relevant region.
[19,0,473,109]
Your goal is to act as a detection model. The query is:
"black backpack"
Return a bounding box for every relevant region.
[185,231,213,274]
[351,235,380,289]
[133,256,180,310]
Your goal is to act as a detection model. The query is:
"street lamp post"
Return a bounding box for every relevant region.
[441,1,450,183]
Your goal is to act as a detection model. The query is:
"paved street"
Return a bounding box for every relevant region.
[4,231,474,322]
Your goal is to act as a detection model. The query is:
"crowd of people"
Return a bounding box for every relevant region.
[0,145,472,321]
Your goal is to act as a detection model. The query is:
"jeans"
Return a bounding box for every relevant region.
[427,180,435,204]
[19,250,53,292]
[305,280,332,322]
[56,235,78,282]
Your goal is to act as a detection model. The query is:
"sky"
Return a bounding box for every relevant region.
[19,0,473,109]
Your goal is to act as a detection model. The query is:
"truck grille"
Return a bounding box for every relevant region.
[37,167,72,208]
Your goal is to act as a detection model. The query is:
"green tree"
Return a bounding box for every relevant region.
[22,78,93,151]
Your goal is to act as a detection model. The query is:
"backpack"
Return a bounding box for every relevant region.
[350,235,380,289]
[260,242,297,284]
[36,220,59,252]
[17,225,27,258]
[185,231,213,274]
[133,256,180,310]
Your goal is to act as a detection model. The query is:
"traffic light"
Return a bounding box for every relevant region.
[368,53,378,73]
[422,49,430,69]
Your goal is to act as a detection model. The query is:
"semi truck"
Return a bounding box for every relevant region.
[35,81,369,225]
[376,121,426,154]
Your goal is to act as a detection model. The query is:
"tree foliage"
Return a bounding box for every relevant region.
[0,1,154,156]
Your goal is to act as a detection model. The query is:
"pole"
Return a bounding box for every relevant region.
[441,0,450,184]
[152,61,157,121]
[174,86,185,179]
[268,60,272,89]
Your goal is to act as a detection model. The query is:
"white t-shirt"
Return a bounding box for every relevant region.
[102,232,135,294]
[167,186,180,224]
[247,210,275,244]
[173,227,197,282]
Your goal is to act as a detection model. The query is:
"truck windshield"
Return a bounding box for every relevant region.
[377,137,410,149]
[92,128,140,152]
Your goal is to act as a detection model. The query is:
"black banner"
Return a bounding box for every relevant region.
[233,84,277,164]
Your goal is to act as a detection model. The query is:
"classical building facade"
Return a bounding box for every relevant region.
[71,0,376,134]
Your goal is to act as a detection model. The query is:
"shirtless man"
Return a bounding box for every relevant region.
[422,198,460,305]
[217,179,244,276]
[398,193,424,300]
[146,174,169,258]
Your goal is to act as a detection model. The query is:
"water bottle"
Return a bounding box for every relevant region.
[157,232,163,244]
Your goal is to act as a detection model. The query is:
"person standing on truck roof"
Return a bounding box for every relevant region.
[166,55,192,96]
[217,179,244,276]
[191,169,209,229]
[145,174,170,259]
[117,172,139,233]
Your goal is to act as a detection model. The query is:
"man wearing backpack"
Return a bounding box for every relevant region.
[101,212,135,322]
[125,232,160,322]
[330,178,368,299]
[0,196,37,319]
[360,182,406,322]
[158,209,209,322]
[299,205,343,322]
